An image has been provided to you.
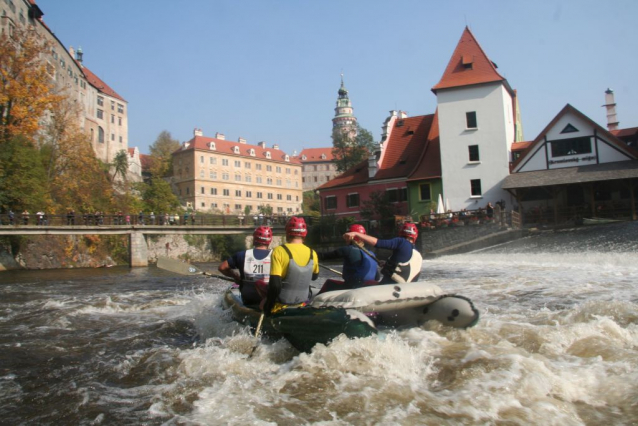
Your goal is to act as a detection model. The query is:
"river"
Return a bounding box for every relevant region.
[1,223,637,425]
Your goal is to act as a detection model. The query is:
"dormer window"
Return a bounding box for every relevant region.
[249,148,255,156]
[265,151,271,159]
[233,146,240,154]
[301,155,307,161]
[321,153,326,160]
[462,55,473,69]
[209,142,216,150]
[285,155,290,162]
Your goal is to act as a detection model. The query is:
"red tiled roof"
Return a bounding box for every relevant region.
[511,141,532,151]
[298,147,334,162]
[432,26,507,93]
[374,114,435,181]
[139,153,153,170]
[176,135,301,164]
[316,159,369,190]
[82,66,126,102]
[408,111,441,181]
[611,127,638,138]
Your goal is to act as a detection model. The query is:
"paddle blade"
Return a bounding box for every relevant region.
[157,257,203,275]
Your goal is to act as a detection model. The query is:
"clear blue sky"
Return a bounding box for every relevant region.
[37,0,638,155]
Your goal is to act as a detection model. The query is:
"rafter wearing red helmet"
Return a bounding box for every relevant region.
[218,226,273,305]
[317,224,380,294]
[343,222,423,284]
[263,217,319,314]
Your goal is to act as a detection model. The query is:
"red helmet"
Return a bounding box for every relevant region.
[349,224,366,243]
[285,216,307,237]
[253,226,272,245]
[399,222,418,241]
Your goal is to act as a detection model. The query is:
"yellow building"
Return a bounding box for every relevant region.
[173,129,303,216]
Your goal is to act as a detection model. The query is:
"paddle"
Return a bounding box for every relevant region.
[319,264,343,276]
[156,256,236,282]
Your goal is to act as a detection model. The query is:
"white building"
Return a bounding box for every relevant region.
[432,27,523,211]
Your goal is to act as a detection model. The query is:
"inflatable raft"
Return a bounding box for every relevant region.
[222,281,479,352]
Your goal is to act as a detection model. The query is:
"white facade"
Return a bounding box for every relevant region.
[437,82,515,210]
[514,107,636,173]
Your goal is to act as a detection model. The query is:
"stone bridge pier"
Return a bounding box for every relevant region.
[129,232,149,267]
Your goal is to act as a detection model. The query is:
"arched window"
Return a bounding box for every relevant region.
[98,127,105,143]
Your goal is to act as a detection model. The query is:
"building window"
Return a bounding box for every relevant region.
[470,179,482,196]
[186,187,190,195]
[111,114,115,124]
[276,179,282,186]
[267,178,272,185]
[233,146,239,154]
[287,194,292,201]
[276,166,282,173]
[419,184,431,201]
[119,136,123,143]
[267,193,273,200]
[223,189,230,196]
[246,191,252,198]
[222,172,229,180]
[386,188,407,203]
[98,127,104,143]
[210,171,217,179]
[266,165,272,172]
[468,145,480,162]
[97,96,104,106]
[257,192,263,199]
[201,187,205,194]
[256,177,262,183]
[235,160,241,167]
[235,174,242,182]
[244,162,251,169]
[466,111,477,129]
[286,168,291,174]
[211,188,217,195]
[201,202,205,208]
[550,137,592,157]
[210,157,216,165]
[222,159,229,166]
[277,194,282,200]
[118,117,122,126]
[111,133,115,141]
[245,175,252,183]
[200,156,204,163]
[256,164,262,170]
[235,204,242,210]
[199,170,204,178]
[325,196,337,210]
[111,101,115,111]
[118,104,124,113]
[97,109,103,119]
[235,190,242,197]
[346,193,359,208]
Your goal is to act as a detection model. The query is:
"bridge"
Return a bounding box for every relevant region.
[0,225,285,267]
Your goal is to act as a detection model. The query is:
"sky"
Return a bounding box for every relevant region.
[36,0,638,156]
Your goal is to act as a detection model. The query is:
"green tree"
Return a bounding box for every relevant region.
[331,124,376,173]
[149,131,180,177]
[302,191,321,218]
[111,149,129,182]
[360,190,398,221]
[258,204,273,216]
[135,178,181,214]
[0,136,50,211]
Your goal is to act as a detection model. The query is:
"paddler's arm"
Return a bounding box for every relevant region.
[343,232,378,247]
[218,259,241,284]
[263,275,281,315]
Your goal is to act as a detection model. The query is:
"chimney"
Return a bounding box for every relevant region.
[603,88,619,131]
[273,143,279,150]
[258,141,266,148]
[238,137,247,144]
[398,111,408,119]
[215,132,225,140]
[368,155,378,178]
[69,46,75,59]
[193,128,203,137]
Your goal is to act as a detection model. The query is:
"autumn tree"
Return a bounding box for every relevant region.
[0,27,62,143]
[302,191,321,219]
[331,124,376,173]
[149,130,180,177]
[134,178,181,214]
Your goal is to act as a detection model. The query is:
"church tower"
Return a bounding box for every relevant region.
[332,74,358,138]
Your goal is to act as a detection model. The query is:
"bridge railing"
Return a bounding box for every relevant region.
[0,213,289,227]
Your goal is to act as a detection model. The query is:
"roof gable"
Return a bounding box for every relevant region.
[511,104,638,173]
[432,26,507,93]
[316,159,369,190]
[82,66,126,102]
[407,110,442,181]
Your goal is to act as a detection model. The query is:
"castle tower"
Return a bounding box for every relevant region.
[332,74,358,138]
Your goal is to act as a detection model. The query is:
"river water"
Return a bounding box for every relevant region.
[1,223,637,425]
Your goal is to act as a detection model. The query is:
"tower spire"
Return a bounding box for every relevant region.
[333,73,357,136]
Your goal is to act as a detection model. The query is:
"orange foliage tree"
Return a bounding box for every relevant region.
[0,27,62,142]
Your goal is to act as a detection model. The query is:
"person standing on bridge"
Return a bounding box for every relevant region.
[218,226,273,306]
[262,217,319,314]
